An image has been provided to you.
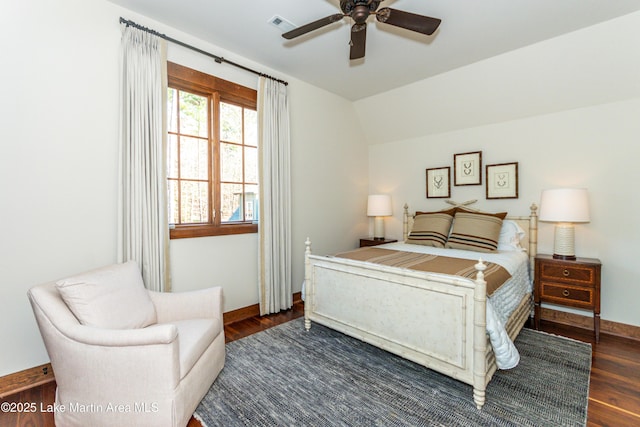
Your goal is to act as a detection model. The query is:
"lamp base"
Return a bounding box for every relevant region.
[373,216,385,240]
[553,223,576,260]
[552,254,577,261]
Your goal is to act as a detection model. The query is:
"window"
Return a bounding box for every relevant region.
[167,62,258,239]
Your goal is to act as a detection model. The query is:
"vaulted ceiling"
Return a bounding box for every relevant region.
[108,0,640,101]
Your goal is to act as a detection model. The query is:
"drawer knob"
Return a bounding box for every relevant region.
[562,289,570,297]
[563,269,570,277]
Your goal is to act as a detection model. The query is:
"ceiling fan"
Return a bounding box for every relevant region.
[282,0,441,60]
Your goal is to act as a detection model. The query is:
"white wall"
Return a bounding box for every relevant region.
[360,12,640,327]
[1,0,121,378]
[0,0,368,377]
[288,84,370,289]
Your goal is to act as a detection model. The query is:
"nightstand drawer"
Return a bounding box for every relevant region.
[540,282,594,307]
[540,264,596,286]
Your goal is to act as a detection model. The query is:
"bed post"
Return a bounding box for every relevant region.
[304,238,312,331]
[403,203,409,241]
[473,259,487,410]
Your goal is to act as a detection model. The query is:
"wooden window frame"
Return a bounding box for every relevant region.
[168,62,258,239]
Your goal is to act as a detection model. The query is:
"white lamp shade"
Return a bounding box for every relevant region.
[367,195,392,217]
[539,188,590,223]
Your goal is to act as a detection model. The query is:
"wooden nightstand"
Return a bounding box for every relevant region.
[359,238,397,248]
[534,254,602,342]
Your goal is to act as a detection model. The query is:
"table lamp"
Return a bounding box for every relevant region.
[367,195,392,240]
[539,188,590,260]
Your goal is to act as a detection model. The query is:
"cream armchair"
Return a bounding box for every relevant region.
[27,261,225,427]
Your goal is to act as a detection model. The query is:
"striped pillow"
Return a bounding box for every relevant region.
[406,209,455,248]
[445,210,507,252]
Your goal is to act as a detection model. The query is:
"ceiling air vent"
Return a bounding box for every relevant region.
[268,15,296,33]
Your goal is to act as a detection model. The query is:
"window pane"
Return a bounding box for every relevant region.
[220,142,242,182]
[167,134,179,178]
[245,184,259,221]
[179,92,208,137]
[180,181,208,223]
[245,146,258,183]
[168,180,179,224]
[244,109,257,147]
[167,88,178,133]
[180,136,208,180]
[220,183,243,222]
[220,102,242,143]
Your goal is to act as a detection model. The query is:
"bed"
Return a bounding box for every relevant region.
[303,201,538,410]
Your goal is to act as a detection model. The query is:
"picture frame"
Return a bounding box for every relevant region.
[486,162,519,199]
[454,151,482,186]
[426,167,451,198]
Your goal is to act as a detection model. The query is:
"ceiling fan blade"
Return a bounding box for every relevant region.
[349,23,367,60]
[282,13,345,40]
[376,7,441,35]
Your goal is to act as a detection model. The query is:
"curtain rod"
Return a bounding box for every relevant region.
[119,17,288,86]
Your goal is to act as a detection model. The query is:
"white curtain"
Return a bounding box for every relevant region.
[117,24,170,292]
[258,77,292,315]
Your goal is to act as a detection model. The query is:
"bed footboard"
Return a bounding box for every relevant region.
[304,238,489,410]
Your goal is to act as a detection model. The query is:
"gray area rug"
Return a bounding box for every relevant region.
[195,318,591,426]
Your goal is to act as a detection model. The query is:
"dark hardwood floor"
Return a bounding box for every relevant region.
[2,303,638,427]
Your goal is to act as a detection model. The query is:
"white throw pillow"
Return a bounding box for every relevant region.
[498,220,526,251]
[55,261,157,329]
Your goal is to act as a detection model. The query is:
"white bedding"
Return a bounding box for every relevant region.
[373,242,532,369]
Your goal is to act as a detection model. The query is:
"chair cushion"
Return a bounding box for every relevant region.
[55,261,157,329]
[171,318,222,379]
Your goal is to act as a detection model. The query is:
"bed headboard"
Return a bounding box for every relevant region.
[402,200,538,269]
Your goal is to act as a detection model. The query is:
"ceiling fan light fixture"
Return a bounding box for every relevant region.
[352,5,371,24]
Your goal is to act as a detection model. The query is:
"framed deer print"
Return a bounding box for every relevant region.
[454,151,482,186]
[486,162,518,199]
[426,167,451,198]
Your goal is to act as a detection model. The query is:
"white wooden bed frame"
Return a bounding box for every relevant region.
[303,202,538,410]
